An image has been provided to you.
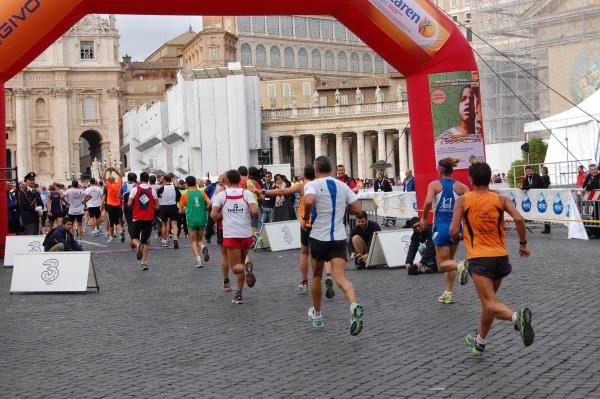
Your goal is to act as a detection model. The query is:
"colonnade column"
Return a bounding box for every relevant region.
[343,136,352,173]
[271,136,280,164]
[356,131,365,179]
[14,88,30,177]
[293,135,301,177]
[398,129,409,174]
[52,88,71,178]
[314,133,322,158]
[364,133,373,178]
[386,132,396,177]
[377,129,386,162]
[335,132,344,168]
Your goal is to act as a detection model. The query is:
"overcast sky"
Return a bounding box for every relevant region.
[114,15,203,61]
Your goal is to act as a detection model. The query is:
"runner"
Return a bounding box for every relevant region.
[443,162,534,356]
[210,169,259,304]
[103,167,125,243]
[179,175,211,268]
[213,175,232,291]
[62,180,86,241]
[420,157,469,304]
[120,172,138,248]
[265,164,315,293]
[46,184,66,229]
[127,172,159,271]
[157,174,181,249]
[83,178,104,236]
[303,156,364,335]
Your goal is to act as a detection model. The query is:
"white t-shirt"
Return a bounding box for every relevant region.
[212,187,256,238]
[304,177,358,241]
[84,185,104,208]
[158,184,177,206]
[64,188,86,215]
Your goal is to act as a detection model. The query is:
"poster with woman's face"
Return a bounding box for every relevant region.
[429,71,485,169]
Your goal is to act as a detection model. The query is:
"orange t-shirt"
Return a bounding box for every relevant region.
[105,179,122,207]
[463,191,509,259]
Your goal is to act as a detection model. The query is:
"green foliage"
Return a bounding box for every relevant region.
[506,138,548,188]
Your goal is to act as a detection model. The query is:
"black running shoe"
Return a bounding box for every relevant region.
[232,291,243,304]
[325,275,335,299]
[516,308,534,346]
[136,244,143,260]
[120,231,125,243]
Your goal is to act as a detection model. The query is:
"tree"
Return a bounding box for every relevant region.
[370,160,392,175]
[507,137,548,187]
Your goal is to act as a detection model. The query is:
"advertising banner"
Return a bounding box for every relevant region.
[357,191,418,219]
[498,188,588,240]
[429,71,485,169]
[3,235,45,267]
[366,230,420,268]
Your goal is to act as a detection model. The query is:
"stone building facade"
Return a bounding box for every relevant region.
[4,15,121,184]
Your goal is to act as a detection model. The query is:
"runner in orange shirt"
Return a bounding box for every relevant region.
[103,167,124,244]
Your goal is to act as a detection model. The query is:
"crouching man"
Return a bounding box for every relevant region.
[405,217,437,275]
[348,211,381,268]
[44,216,83,252]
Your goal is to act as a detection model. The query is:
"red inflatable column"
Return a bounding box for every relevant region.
[0,81,8,258]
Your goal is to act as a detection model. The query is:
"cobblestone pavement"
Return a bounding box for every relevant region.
[1,226,599,398]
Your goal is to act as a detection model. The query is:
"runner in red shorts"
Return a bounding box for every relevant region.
[210,169,259,304]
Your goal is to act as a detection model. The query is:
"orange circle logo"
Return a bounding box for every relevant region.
[418,18,436,37]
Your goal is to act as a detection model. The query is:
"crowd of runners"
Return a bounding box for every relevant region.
[7,156,535,354]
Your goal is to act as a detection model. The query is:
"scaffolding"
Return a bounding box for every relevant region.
[472,0,600,144]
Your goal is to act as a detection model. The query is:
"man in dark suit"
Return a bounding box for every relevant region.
[522,165,550,234]
[18,172,43,235]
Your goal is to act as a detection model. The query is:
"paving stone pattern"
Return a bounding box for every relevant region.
[1,227,599,398]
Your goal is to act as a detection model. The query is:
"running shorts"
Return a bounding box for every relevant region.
[308,238,348,262]
[222,237,253,250]
[300,228,310,247]
[106,204,122,227]
[188,222,207,231]
[69,213,84,223]
[88,207,101,219]
[468,256,512,280]
[159,205,179,223]
[132,220,153,245]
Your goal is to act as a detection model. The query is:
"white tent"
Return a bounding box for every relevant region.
[524,89,600,170]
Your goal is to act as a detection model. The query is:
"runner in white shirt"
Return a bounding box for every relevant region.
[157,174,181,249]
[84,178,104,236]
[63,180,86,241]
[211,169,259,305]
[303,156,364,335]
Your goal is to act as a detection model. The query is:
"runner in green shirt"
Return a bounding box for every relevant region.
[179,176,211,268]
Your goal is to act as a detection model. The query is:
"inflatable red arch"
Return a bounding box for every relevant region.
[0,0,480,255]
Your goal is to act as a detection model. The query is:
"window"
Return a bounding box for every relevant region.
[351,52,360,72]
[322,20,334,39]
[270,46,281,67]
[237,16,251,32]
[127,99,135,107]
[298,48,308,68]
[294,17,307,37]
[319,97,327,107]
[348,31,360,42]
[35,98,46,120]
[256,44,267,65]
[338,52,347,71]
[374,55,384,74]
[210,47,219,59]
[80,41,94,59]
[334,21,346,41]
[267,84,276,99]
[127,86,135,93]
[284,47,295,68]
[282,83,291,97]
[83,96,96,120]
[241,43,252,65]
[267,16,280,35]
[311,49,322,69]
[148,85,157,93]
[324,50,335,70]
[303,82,312,96]
[362,53,372,73]
[252,16,265,33]
[308,18,321,39]
[281,16,294,36]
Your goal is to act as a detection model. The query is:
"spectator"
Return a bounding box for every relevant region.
[337,164,357,192]
[373,172,392,192]
[271,174,296,222]
[403,169,415,192]
[7,182,21,234]
[18,172,43,235]
[576,165,586,187]
[348,211,381,268]
[258,171,276,229]
[39,185,49,234]
[582,164,599,191]
[405,217,437,275]
[44,216,83,252]
[521,165,543,190]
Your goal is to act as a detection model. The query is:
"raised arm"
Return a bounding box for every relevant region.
[266,183,303,198]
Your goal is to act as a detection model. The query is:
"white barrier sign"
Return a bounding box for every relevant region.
[366,230,420,268]
[498,188,588,240]
[259,220,301,252]
[3,235,46,267]
[10,251,99,293]
[357,192,418,219]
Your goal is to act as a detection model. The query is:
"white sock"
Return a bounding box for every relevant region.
[512,312,518,325]
[314,310,321,318]
[476,334,486,345]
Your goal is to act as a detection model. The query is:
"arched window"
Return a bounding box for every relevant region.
[38,151,49,172]
[270,46,281,67]
[324,50,335,71]
[374,55,384,74]
[256,44,267,66]
[298,48,308,68]
[284,47,295,68]
[311,49,321,69]
[35,98,46,120]
[351,52,360,72]
[83,96,96,120]
[363,53,372,73]
[241,43,252,66]
[338,52,347,71]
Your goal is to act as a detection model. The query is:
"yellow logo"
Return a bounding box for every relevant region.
[418,18,436,37]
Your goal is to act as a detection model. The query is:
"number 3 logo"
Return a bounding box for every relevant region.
[41,259,60,282]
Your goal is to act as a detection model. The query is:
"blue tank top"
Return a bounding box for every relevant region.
[434,178,457,226]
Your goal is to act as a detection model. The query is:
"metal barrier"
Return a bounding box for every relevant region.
[579,190,600,234]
